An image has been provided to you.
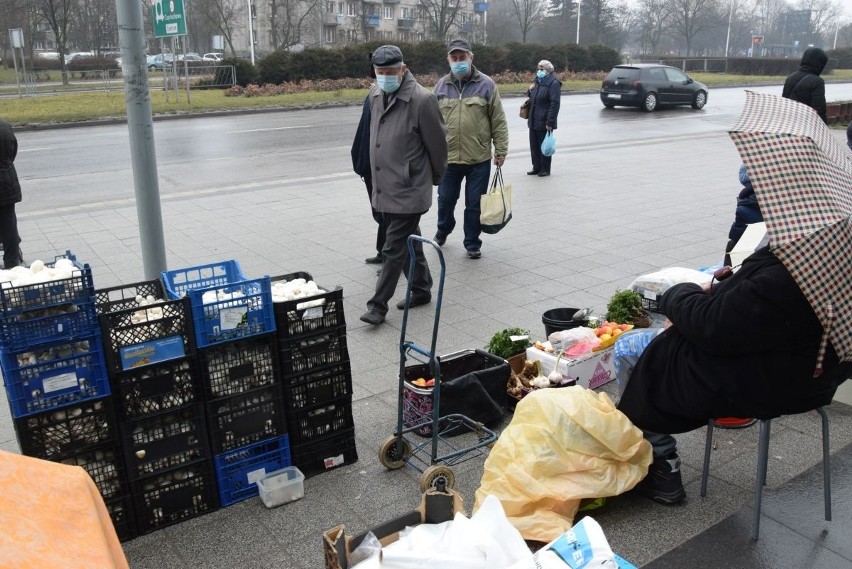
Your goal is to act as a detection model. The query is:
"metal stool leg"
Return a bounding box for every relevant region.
[700,419,714,497]
[816,406,831,521]
[752,418,771,540]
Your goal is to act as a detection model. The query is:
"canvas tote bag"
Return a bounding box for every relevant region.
[480,167,512,234]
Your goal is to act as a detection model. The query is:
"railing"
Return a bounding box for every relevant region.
[647,58,729,73]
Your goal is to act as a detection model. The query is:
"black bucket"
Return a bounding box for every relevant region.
[542,308,589,338]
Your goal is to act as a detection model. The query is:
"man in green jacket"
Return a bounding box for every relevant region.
[433,39,509,260]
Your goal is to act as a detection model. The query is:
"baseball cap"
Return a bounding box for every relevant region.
[371,45,403,67]
[447,39,472,54]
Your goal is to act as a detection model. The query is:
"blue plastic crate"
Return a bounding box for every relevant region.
[161,260,246,300]
[214,435,291,507]
[1,333,111,418]
[0,251,94,316]
[0,301,100,351]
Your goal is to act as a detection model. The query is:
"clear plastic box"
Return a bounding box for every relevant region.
[257,466,305,508]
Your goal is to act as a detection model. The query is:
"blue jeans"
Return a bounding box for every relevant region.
[436,160,491,252]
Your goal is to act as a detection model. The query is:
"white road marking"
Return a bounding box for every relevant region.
[228,126,313,134]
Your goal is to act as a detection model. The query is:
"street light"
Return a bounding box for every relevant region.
[575,0,582,45]
[246,0,256,65]
[724,1,734,57]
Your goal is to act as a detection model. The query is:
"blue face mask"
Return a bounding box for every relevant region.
[536,70,547,80]
[376,73,401,93]
[450,61,470,76]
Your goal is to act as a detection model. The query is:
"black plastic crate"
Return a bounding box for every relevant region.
[283,362,352,411]
[277,327,349,379]
[14,396,118,461]
[290,427,357,477]
[271,273,346,340]
[121,404,210,479]
[214,434,291,506]
[104,494,137,542]
[57,441,127,501]
[641,295,663,314]
[197,333,279,400]
[286,395,353,446]
[95,280,166,315]
[131,459,218,535]
[0,251,94,316]
[110,357,202,421]
[206,385,287,454]
[0,301,100,351]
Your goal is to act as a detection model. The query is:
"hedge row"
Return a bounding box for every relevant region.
[828,48,852,69]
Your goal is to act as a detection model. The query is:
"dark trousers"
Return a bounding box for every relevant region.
[0,203,22,269]
[529,129,552,174]
[364,179,387,255]
[436,160,491,252]
[368,213,432,315]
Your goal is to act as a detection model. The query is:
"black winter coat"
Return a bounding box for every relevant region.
[351,96,371,181]
[618,247,849,434]
[782,47,828,123]
[0,119,21,206]
[526,73,561,131]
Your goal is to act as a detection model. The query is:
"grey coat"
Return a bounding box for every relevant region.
[0,119,21,206]
[368,70,448,214]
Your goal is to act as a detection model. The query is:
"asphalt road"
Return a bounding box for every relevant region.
[14,82,852,220]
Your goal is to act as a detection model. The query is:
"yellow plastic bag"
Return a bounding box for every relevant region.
[473,387,652,543]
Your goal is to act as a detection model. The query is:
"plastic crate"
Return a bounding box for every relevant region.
[121,404,210,479]
[98,296,194,374]
[0,302,100,351]
[161,260,246,300]
[197,333,279,400]
[13,396,117,460]
[271,272,346,340]
[277,327,349,379]
[290,427,358,477]
[57,441,127,501]
[213,435,291,507]
[110,357,202,421]
[1,333,111,418]
[641,295,663,314]
[104,494,137,542]
[131,460,218,535]
[283,362,352,411]
[286,395,353,446]
[95,279,166,315]
[206,385,287,454]
[0,251,94,316]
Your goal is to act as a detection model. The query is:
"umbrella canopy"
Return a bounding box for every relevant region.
[729,91,852,370]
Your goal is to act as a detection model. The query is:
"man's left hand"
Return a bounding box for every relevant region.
[494,156,505,168]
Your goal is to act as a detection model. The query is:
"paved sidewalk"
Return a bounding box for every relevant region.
[1,121,851,568]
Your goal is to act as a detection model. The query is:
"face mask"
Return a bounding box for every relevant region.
[536,70,547,79]
[450,61,469,76]
[376,73,401,93]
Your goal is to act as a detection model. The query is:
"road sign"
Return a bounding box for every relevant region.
[752,35,764,45]
[152,0,187,38]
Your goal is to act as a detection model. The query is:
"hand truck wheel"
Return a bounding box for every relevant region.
[419,465,455,493]
[378,436,411,470]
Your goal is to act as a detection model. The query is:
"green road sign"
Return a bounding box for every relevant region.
[152,0,187,38]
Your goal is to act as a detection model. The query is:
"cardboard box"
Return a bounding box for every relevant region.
[525,343,616,390]
[323,489,464,569]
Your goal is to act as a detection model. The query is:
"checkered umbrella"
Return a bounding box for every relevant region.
[729,91,852,370]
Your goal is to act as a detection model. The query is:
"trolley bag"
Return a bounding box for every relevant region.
[403,349,510,437]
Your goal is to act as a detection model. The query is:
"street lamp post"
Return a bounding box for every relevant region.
[575,0,582,45]
[724,1,733,57]
[246,0,255,65]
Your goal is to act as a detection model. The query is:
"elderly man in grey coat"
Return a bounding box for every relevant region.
[360,45,448,325]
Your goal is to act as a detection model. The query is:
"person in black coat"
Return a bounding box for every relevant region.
[616,247,851,504]
[0,118,23,269]
[782,47,828,123]
[526,60,561,177]
[723,164,763,265]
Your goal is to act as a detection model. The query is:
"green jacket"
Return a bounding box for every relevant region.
[434,67,509,165]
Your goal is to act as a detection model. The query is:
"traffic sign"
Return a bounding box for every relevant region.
[152,0,187,38]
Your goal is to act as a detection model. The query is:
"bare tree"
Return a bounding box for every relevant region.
[791,0,841,43]
[33,0,75,84]
[509,0,548,43]
[580,0,621,45]
[72,0,118,52]
[195,0,245,56]
[419,0,464,40]
[667,0,718,55]
[636,0,672,54]
[269,0,323,49]
[0,0,28,62]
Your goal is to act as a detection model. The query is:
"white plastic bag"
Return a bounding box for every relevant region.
[629,267,712,299]
[541,132,557,157]
[548,327,599,354]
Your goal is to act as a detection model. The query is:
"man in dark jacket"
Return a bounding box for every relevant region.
[0,118,23,269]
[782,47,828,123]
[616,247,850,504]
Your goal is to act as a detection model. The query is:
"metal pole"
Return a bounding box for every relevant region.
[247,0,255,65]
[9,31,21,98]
[725,1,733,57]
[19,47,28,96]
[116,0,168,279]
[575,0,581,45]
[834,26,839,50]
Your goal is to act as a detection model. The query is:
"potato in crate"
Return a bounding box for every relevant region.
[110,357,201,421]
[0,252,94,316]
[214,434,292,507]
[131,459,218,535]
[0,301,99,351]
[57,441,127,501]
[284,363,352,411]
[277,327,349,379]
[271,272,346,340]
[14,395,117,460]
[287,395,354,446]
[121,404,210,479]
[291,427,358,477]
[197,333,279,400]
[2,333,111,418]
[206,384,287,454]
[95,279,195,373]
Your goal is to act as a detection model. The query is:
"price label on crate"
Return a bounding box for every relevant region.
[42,371,80,393]
[220,306,248,330]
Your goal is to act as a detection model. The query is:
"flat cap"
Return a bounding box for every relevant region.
[447,39,472,54]
[371,45,403,67]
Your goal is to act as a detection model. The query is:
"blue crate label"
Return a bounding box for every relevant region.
[246,467,267,485]
[323,453,344,469]
[302,306,323,321]
[41,371,80,393]
[119,335,186,370]
[219,306,248,330]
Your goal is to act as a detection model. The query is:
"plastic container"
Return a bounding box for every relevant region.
[542,307,589,338]
[257,465,304,508]
[197,333,279,401]
[110,357,201,421]
[290,427,358,477]
[214,435,292,506]
[131,459,218,535]
[286,395,353,445]
[283,362,352,411]
[206,384,287,453]
[270,272,346,340]
[121,404,210,479]
[0,251,94,316]
[277,327,349,379]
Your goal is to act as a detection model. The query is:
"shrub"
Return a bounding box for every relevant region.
[222,57,259,86]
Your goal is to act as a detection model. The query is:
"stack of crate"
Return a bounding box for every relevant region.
[162,260,290,507]
[0,252,131,539]
[95,279,216,537]
[272,272,358,476]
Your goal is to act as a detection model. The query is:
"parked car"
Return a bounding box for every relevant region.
[147,53,175,70]
[203,53,223,62]
[177,53,202,62]
[600,64,709,112]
